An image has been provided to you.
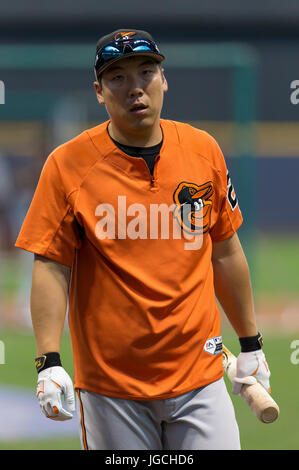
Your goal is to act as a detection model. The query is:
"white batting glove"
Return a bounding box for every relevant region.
[36,366,75,421]
[232,349,271,395]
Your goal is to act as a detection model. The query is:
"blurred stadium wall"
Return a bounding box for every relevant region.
[0,1,298,328]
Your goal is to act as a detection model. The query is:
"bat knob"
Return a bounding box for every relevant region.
[261,405,280,423]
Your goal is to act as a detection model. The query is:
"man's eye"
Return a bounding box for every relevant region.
[113,75,124,81]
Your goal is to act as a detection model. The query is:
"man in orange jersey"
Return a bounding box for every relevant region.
[15,29,271,450]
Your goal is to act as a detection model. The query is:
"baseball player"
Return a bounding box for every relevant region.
[15,29,271,450]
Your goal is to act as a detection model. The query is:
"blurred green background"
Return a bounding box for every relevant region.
[1,1,299,451]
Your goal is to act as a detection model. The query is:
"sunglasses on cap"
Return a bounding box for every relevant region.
[94,38,163,77]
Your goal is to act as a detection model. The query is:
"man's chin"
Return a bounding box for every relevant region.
[128,115,155,130]
[111,111,160,136]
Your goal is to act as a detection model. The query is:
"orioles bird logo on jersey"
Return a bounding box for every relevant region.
[173,181,213,234]
[114,31,136,41]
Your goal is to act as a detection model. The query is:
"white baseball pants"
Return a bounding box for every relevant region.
[75,377,240,450]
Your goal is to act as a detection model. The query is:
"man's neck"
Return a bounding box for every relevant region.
[108,122,163,148]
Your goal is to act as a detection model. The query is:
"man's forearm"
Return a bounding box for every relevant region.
[212,234,258,338]
[31,255,71,356]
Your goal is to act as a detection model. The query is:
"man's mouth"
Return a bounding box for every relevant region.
[129,103,148,114]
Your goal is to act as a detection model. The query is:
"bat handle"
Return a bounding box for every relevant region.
[223,344,279,424]
[240,382,280,423]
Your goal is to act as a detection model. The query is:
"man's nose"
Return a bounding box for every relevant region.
[128,77,144,97]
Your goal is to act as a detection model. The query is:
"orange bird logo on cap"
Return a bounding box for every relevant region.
[114,31,136,41]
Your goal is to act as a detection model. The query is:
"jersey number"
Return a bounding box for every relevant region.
[227,171,238,210]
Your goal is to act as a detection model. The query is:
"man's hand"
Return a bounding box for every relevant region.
[232,349,271,395]
[36,366,75,420]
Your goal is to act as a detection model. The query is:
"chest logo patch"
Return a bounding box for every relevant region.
[173,181,213,234]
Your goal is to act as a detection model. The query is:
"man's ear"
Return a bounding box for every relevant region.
[94,80,105,105]
[161,69,168,93]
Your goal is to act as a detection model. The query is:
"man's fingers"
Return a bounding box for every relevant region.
[232,375,257,395]
[38,388,74,419]
[57,407,73,419]
[41,402,73,420]
[41,402,54,418]
[64,390,76,413]
[234,376,257,386]
[47,407,73,421]
[66,398,75,413]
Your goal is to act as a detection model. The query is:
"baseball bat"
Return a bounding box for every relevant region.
[222,344,279,423]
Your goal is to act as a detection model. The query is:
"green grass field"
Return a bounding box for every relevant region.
[0,233,298,450]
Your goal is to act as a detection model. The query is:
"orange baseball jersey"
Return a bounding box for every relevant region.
[15,119,243,400]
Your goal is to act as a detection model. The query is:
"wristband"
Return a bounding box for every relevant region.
[35,352,62,373]
[239,332,263,352]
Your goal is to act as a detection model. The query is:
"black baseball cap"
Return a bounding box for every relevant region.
[94,29,165,78]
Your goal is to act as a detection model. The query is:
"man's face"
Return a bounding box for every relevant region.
[94,56,168,134]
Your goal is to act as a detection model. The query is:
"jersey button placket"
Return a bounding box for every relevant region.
[149,155,160,192]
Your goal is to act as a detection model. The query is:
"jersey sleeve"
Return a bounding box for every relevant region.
[209,140,243,242]
[15,152,82,266]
